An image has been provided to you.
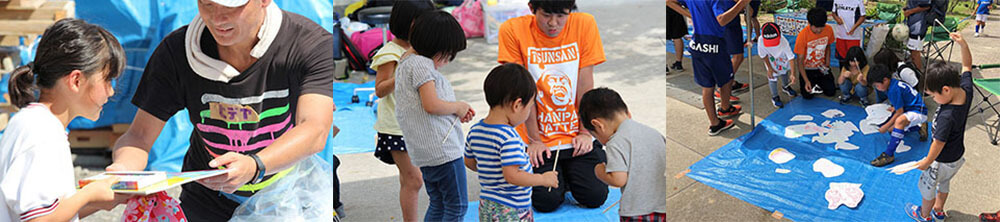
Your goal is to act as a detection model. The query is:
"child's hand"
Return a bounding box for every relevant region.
[916,158,933,171]
[951,33,966,45]
[856,73,865,84]
[767,71,775,80]
[788,74,796,84]
[455,102,474,123]
[82,176,120,203]
[541,171,559,188]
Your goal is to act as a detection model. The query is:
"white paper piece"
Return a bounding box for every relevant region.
[813,158,845,178]
[895,141,911,153]
[775,168,791,174]
[791,115,814,121]
[859,119,881,135]
[785,122,830,138]
[825,182,864,209]
[822,109,846,118]
[887,161,919,175]
[812,121,858,144]
[835,142,859,150]
[864,103,892,123]
[769,148,796,164]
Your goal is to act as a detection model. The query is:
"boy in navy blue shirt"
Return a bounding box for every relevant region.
[673,0,750,136]
[976,0,994,37]
[867,64,928,167]
[905,32,972,222]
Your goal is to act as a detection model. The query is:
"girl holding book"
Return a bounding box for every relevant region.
[0,18,127,221]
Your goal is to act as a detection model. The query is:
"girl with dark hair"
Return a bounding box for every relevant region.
[837,46,872,105]
[372,1,435,221]
[393,10,473,221]
[0,18,126,222]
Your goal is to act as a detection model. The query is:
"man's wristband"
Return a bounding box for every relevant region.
[248,153,266,184]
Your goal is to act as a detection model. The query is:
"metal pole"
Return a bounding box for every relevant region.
[746,5,755,128]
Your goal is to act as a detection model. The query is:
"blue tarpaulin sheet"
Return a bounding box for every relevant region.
[463,188,622,221]
[145,81,378,172]
[687,97,931,221]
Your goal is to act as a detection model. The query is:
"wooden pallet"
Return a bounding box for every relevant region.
[0,0,74,46]
[69,123,129,150]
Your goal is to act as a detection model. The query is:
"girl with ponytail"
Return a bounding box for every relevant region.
[0,18,126,221]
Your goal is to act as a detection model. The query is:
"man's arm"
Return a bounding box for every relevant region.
[108,110,167,171]
[667,0,692,18]
[904,5,930,17]
[572,66,595,157]
[717,0,752,26]
[849,15,866,34]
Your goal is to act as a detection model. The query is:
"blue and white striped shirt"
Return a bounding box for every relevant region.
[465,120,532,209]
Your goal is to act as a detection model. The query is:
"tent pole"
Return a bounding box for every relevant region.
[746,5,755,128]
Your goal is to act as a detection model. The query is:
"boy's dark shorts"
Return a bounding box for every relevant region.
[690,36,735,88]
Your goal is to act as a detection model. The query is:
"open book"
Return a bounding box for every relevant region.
[79,169,230,195]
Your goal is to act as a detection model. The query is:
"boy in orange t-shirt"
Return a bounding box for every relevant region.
[795,7,838,99]
[497,0,609,213]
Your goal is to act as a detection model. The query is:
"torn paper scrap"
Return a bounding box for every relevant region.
[813,158,845,178]
[825,182,864,210]
[822,109,846,118]
[791,115,813,121]
[769,148,796,164]
[775,168,791,174]
[895,141,911,153]
[864,103,892,123]
[887,161,919,175]
[812,121,858,144]
[835,142,859,150]
[859,119,881,135]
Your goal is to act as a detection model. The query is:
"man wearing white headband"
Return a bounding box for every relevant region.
[107,0,339,220]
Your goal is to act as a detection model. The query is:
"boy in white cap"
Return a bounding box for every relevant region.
[757,22,798,108]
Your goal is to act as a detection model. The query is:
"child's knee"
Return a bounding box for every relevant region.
[895,117,911,129]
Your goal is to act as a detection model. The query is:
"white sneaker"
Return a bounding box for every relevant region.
[975,32,981,37]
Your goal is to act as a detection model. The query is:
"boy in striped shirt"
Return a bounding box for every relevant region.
[465,64,559,222]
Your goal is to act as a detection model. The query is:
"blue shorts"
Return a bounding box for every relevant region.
[690,35,735,88]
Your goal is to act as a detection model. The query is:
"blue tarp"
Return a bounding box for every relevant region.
[687,97,931,221]
[463,188,622,221]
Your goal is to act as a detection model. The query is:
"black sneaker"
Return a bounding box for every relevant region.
[772,96,784,108]
[717,105,743,118]
[732,81,750,92]
[870,153,895,167]
[672,61,684,71]
[783,85,798,97]
[859,98,871,107]
[708,119,736,136]
[839,95,851,104]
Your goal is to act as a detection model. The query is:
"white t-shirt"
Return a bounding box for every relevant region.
[0,103,78,222]
[833,0,866,40]
[757,36,796,76]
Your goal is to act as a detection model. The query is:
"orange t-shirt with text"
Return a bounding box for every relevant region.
[794,26,835,69]
[498,12,606,150]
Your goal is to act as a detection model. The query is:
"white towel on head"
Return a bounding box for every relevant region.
[184,2,282,83]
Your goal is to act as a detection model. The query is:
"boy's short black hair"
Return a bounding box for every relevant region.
[873,49,900,69]
[529,0,577,14]
[866,64,893,85]
[924,61,961,93]
[409,10,467,61]
[390,0,436,41]
[484,63,536,108]
[807,7,827,28]
[579,87,629,131]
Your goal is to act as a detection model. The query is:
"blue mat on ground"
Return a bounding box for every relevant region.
[145,81,378,172]
[463,188,622,221]
[687,97,930,221]
[666,27,844,68]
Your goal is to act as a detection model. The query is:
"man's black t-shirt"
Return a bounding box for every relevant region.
[931,71,973,163]
[131,10,333,220]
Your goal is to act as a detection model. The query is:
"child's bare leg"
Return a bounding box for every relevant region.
[911,51,924,73]
[703,87,721,126]
[673,39,684,63]
[391,151,424,222]
[934,192,949,212]
[922,197,935,218]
